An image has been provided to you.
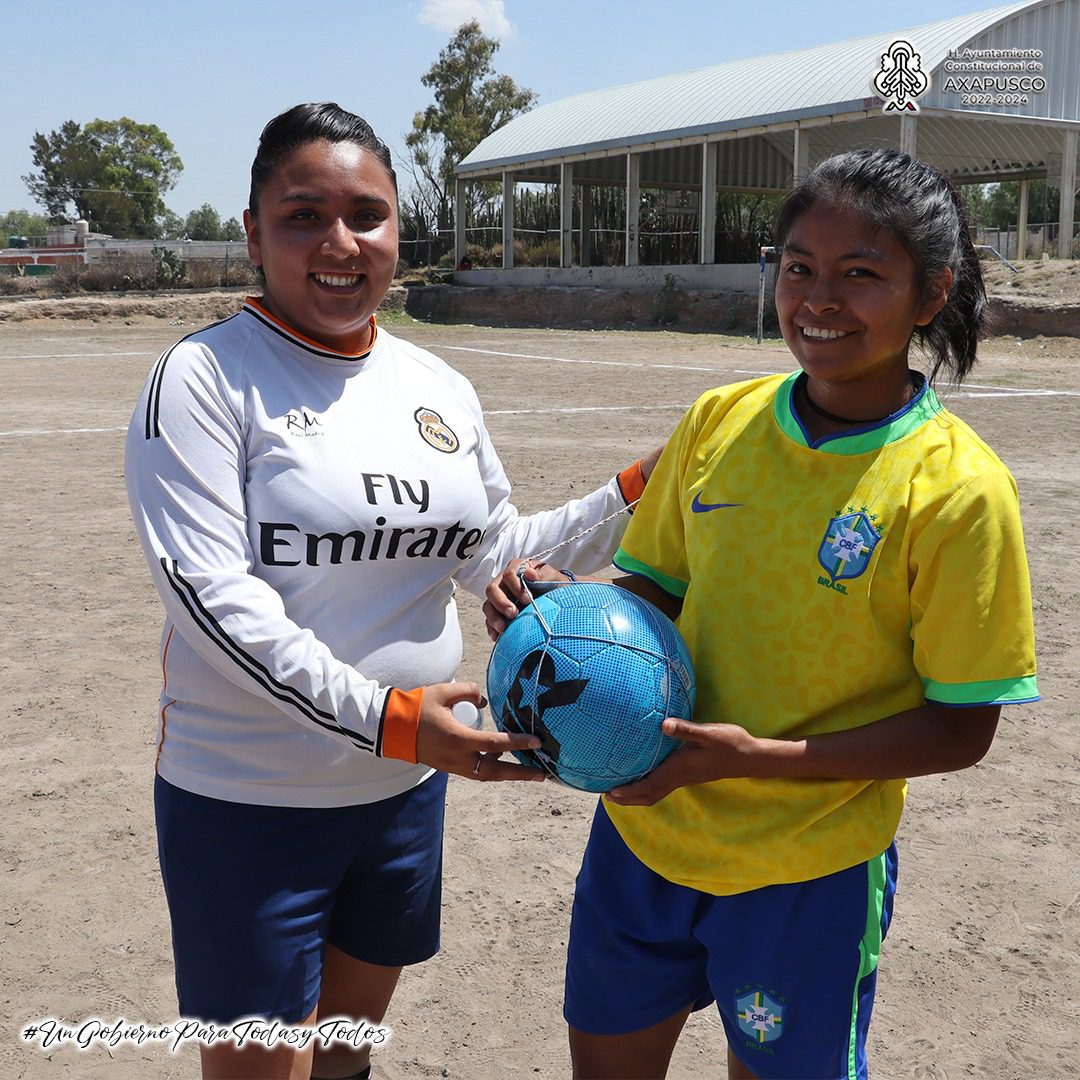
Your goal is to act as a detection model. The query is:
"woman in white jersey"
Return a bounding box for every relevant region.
[487,148,1038,1079]
[126,102,656,1080]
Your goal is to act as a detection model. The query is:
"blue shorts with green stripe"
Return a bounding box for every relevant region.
[565,803,898,1080]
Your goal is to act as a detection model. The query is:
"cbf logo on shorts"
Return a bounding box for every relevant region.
[818,510,881,585]
[735,990,783,1044]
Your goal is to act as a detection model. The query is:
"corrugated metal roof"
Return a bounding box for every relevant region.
[459,0,1064,176]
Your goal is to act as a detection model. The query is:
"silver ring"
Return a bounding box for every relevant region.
[473,754,484,774]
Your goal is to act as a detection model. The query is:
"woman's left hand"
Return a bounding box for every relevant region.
[639,444,664,482]
[603,719,755,806]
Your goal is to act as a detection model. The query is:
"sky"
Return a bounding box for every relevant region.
[4,0,1016,224]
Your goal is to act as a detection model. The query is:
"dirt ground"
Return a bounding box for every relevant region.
[1,291,1078,1080]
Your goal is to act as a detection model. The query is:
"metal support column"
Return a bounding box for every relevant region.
[1058,129,1077,259]
[700,140,717,264]
[560,161,574,268]
[502,171,515,269]
[626,152,640,267]
[899,115,918,157]
[1017,178,1029,261]
[793,127,810,180]
[454,177,466,267]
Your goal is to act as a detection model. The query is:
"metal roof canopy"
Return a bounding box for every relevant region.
[452,0,1080,268]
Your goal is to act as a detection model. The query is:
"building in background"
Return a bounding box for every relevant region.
[453,0,1079,289]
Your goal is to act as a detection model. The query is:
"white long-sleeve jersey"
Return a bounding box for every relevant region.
[125,301,642,807]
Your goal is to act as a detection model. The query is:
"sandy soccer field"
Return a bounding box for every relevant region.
[2,302,1078,1079]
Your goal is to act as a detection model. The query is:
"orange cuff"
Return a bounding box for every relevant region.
[379,686,423,763]
[616,460,647,509]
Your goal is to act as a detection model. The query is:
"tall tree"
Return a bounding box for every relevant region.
[221,216,245,241]
[962,179,1070,231]
[23,117,182,238]
[1,208,50,244]
[405,20,536,261]
[184,203,224,240]
[157,209,186,240]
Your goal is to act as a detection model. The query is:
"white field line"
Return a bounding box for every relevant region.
[436,345,1080,396]
[6,343,1076,398]
[433,342,777,377]
[1,351,151,360]
[945,390,1080,398]
[0,425,129,437]
[487,404,688,416]
[3,346,1076,439]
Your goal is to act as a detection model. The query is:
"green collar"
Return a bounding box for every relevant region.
[773,371,943,454]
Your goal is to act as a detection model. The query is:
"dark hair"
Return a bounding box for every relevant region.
[248,102,397,215]
[774,147,986,384]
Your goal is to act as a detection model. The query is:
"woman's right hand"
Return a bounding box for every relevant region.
[415,681,546,782]
[482,559,570,641]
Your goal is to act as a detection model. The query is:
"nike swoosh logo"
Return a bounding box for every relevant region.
[691,494,743,513]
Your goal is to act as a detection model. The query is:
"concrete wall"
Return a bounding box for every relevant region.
[404,283,771,334]
[83,238,250,263]
[402,281,1078,339]
[458,263,761,292]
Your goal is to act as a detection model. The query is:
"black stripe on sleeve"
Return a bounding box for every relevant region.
[161,558,374,750]
[375,694,389,757]
[144,348,173,440]
[144,314,242,439]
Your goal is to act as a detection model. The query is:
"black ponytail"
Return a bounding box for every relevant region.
[774,147,986,384]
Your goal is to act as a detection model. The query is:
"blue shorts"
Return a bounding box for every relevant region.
[565,804,898,1080]
[154,771,448,1024]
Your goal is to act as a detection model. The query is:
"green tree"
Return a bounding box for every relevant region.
[222,216,245,241]
[405,20,536,262]
[184,203,223,240]
[23,117,183,238]
[716,191,781,262]
[968,179,1061,229]
[158,209,186,240]
[1,208,50,244]
[959,182,989,228]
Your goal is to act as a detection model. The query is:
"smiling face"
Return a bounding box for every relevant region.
[243,139,399,352]
[775,201,950,412]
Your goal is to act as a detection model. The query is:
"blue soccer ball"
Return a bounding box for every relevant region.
[486,582,696,792]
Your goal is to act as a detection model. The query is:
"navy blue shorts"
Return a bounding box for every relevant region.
[565,804,898,1080]
[154,771,448,1024]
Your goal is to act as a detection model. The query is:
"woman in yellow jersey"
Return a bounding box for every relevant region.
[486,147,1038,1080]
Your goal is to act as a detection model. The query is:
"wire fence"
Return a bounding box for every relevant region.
[398,226,707,268]
[975,223,1080,260]
[10,218,1076,276]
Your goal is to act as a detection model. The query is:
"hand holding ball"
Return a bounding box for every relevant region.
[486,582,696,792]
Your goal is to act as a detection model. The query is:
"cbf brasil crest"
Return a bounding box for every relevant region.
[818,511,881,582]
[736,990,783,1044]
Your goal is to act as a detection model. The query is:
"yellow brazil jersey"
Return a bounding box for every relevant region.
[608,371,1038,896]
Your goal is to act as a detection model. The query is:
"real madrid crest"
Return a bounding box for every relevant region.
[414,407,459,453]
